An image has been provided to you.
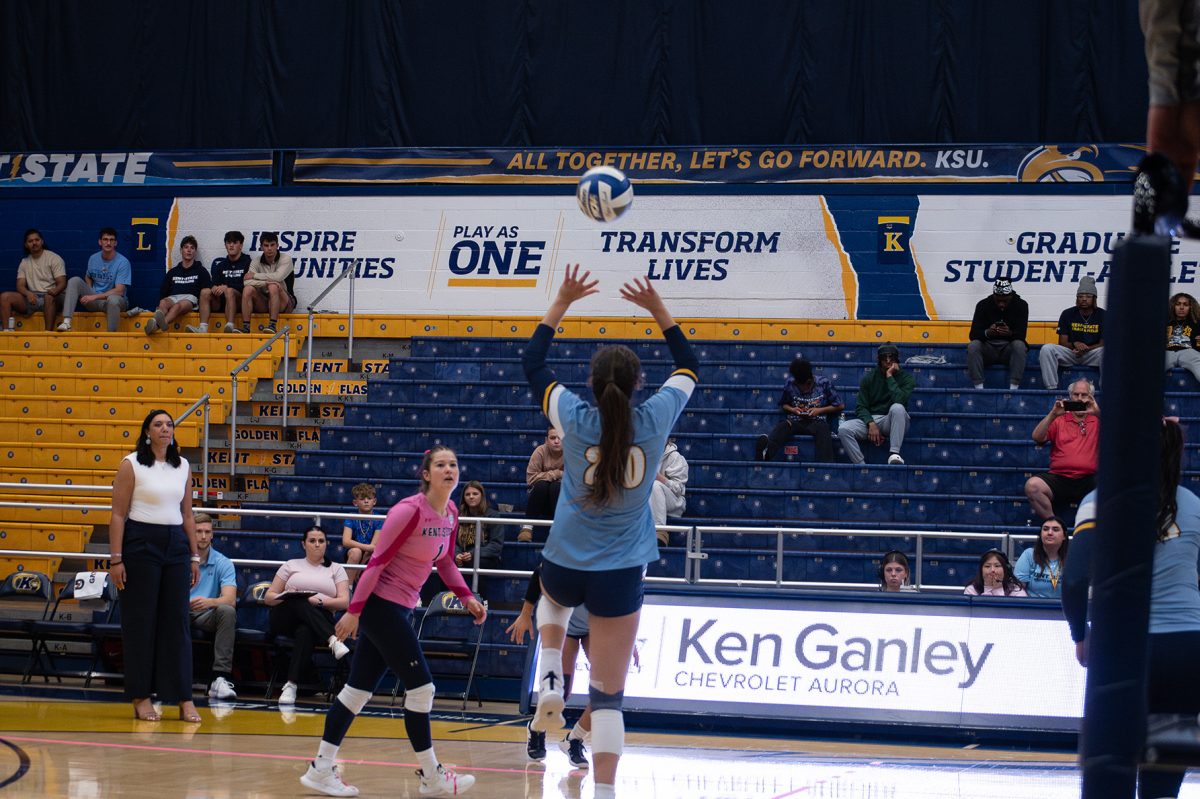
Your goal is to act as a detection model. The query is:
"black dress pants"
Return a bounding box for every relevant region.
[119,519,193,703]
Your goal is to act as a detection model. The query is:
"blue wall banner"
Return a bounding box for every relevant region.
[0,151,274,187]
[293,144,1146,185]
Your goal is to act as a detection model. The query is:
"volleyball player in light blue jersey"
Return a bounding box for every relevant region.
[1062,418,1200,798]
[521,265,698,799]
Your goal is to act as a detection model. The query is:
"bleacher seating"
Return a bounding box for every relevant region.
[3,325,1191,692]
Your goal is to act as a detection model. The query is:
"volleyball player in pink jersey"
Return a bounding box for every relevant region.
[300,446,486,798]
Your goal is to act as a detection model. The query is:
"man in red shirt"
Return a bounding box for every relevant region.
[1024,378,1100,520]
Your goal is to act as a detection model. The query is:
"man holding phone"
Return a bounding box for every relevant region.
[967,279,1029,390]
[1025,378,1100,520]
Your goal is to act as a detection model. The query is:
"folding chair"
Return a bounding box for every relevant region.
[25,573,118,685]
[245,581,346,701]
[0,571,53,674]
[411,590,486,710]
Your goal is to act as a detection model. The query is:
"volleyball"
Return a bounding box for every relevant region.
[576,166,633,222]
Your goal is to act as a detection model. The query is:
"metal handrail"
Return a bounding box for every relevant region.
[230,327,291,482]
[175,393,212,506]
[305,261,358,401]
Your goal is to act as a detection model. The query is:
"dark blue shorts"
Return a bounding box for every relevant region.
[539,560,645,618]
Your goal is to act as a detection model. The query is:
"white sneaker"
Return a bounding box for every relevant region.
[123,306,145,317]
[278,681,298,705]
[418,764,474,796]
[223,322,237,333]
[55,320,71,332]
[208,701,236,720]
[300,762,359,797]
[186,323,208,333]
[530,683,565,732]
[887,453,905,465]
[328,635,350,660]
[208,675,237,700]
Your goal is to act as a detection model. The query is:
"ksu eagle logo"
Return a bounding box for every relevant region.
[1018,145,1104,183]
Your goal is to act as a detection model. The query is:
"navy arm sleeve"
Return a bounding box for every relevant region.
[522,323,558,403]
[663,324,700,378]
[1060,525,1093,643]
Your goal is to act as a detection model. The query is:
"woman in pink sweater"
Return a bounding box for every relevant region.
[299,446,486,798]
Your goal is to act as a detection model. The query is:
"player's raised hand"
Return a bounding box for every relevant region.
[620,276,676,330]
[556,264,600,305]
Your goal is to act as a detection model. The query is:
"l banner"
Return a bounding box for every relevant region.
[171,194,1200,322]
[293,144,1145,185]
[0,151,273,187]
[529,594,1085,731]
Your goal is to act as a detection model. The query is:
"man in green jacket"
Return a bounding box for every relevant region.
[837,343,915,465]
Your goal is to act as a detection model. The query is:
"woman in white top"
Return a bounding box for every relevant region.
[265,526,351,705]
[109,409,201,723]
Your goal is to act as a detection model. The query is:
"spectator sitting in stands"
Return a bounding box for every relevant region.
[1025,378,1099,521]
[2,229,66,333]
[837,343,915,465]
[879,550,918,592]
[146,235,210,335]
[1038,277,1105,389]
[341,482,384,584]
[963,549,1027,597]
[651,439,688,546]
[190,511,239,701]
[1014,515,1069,598]
[188,230,251,334]
[967,278,1029,390]
[239,231,295,335]
[517,427,563,542]
[57,227,130,332]
[264,526,351,705]
[1165,292,1200,383]
[755,357,843,462]
[455,480,505,571]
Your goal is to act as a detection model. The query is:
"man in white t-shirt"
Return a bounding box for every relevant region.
[1,229,66,332]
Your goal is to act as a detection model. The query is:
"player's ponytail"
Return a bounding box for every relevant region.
[1158,418,1184,541]
[588,345,640,508]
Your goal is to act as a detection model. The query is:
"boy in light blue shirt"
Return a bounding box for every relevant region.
[57,227,131,332]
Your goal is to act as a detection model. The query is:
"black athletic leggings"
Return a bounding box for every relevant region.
[322,593,435,751]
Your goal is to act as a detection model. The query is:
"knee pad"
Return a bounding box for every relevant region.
[589,708,624,756]
[336,684,372,715]
[588,683,624,712]
[404,682,436,714]
[536,595,573,631]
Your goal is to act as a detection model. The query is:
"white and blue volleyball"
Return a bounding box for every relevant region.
[576,166,633,222]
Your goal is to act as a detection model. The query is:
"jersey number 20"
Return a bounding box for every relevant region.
[582,445,647,489]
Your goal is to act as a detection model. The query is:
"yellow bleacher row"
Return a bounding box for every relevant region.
[1,373,253,402]
[0,522,96,578]
[1,311,1065,344]
[0,332,295,356]
[0,417,201,447]
[0,443,133,472]
[0,351,273,378]
[4,395,224,425]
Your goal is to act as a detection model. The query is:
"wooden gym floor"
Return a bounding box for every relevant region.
[0,691,1194,798]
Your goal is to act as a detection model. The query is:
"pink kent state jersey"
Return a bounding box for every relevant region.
[347,492,472,614]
